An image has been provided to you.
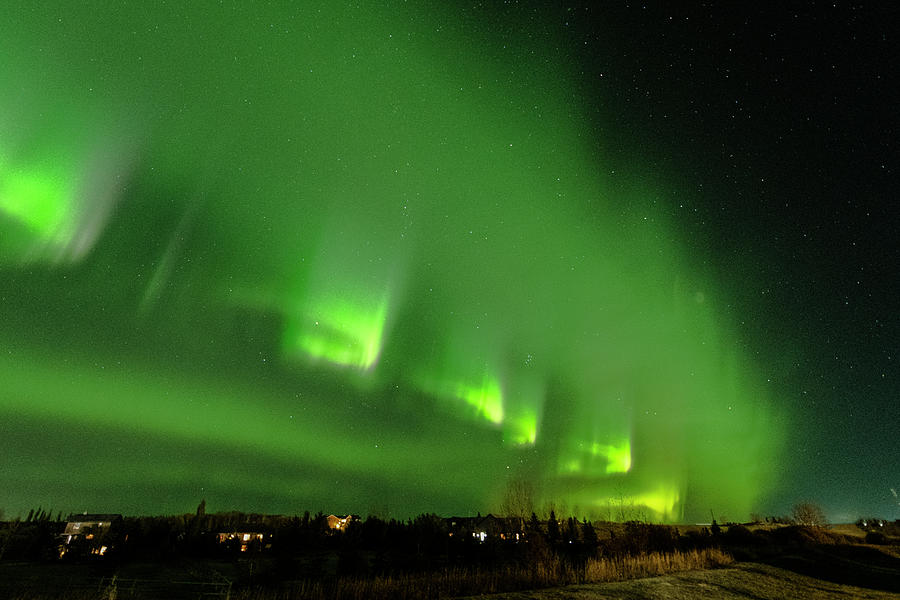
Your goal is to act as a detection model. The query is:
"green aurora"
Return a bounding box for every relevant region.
[0,3,784,522]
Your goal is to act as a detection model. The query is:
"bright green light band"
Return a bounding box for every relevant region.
[0,154,73,251]
[282,293,389,371]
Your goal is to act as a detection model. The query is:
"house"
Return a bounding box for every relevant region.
[216,531,268,552]
[445,514,524,542]
[59,513,122,556]
[326,514,356,531]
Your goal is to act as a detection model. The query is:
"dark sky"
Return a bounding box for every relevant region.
[0,2,896,523]
[570,3,899,521]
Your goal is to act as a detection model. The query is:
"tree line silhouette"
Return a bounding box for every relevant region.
[0,502,728,574]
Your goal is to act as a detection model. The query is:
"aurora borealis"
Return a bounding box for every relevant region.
[2,3,897,523]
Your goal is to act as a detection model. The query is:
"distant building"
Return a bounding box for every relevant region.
[59,513,122,557]
[326,514,356,531]
[216,531,268,552]
[445,514,524,542]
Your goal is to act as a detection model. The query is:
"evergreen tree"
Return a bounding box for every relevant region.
[565,517,579,543]
[582,519,597,548]
[546,510,560,544]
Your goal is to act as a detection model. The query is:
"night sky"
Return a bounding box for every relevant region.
[1,3,896,524]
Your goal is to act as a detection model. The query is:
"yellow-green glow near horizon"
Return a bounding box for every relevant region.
[636,486,682,523]
[593,485,683,523]
[0,2,787,522]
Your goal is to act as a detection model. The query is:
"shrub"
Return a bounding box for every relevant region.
[723,524,758,545]
[865,531,887,545]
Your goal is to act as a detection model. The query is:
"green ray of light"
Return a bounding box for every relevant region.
[457,374,504,425]
[283,293,389,371]
[0,153,75,261]
[556,437,632,476]
[503,411,537,446]
[592,438,632,474]
[419,370,505,426]
[0,165,70,237]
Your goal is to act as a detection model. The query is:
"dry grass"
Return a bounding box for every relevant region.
[0,548,733,599]
[235,548,733,600]
[463,562,900,600]
[829,524,867,538]
[583,547,732,582]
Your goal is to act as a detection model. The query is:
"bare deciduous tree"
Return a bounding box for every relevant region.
[500,478,534,521]
[792,502,827,527]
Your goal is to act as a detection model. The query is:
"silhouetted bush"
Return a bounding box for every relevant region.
[767,525,850,548]
[865,531,888,545]
[723,524,759,545]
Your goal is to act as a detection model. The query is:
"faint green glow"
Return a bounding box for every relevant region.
[0,345,503,512]
[283,293,389,371]
[561,459,581,474]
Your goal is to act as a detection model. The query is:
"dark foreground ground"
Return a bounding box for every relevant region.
[2,521,899,599]
[459,562,900,599]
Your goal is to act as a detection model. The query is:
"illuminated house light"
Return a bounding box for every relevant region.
[326,514,355,531]
[217,531,266,552]
[58,513,121,557]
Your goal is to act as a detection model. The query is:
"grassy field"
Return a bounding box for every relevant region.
[0,549,731,599]
[457,562,900,600]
